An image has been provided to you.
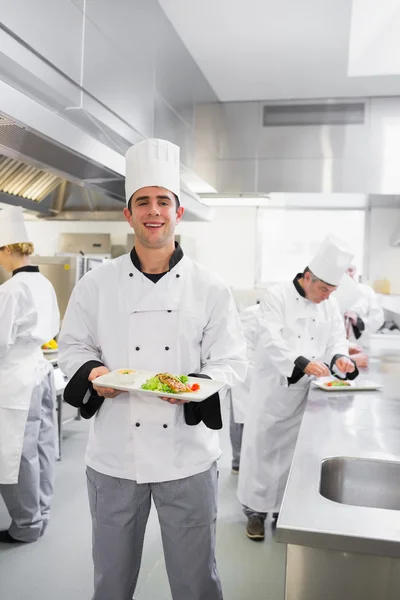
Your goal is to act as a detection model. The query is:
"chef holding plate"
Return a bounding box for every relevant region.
[59,138,247,600]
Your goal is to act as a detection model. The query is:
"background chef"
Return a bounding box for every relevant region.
[345,263,385,346]
[59,138,247,600]
[229,302,260,474]
[238,235,358,542]
[0,206,59,544]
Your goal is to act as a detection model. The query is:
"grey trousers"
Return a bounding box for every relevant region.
[0,370,56,542]
[229,400,267,520]
[86,463,223,600]
[229,397,244,470]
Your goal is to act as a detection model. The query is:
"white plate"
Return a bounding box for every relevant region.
[312,379,383,392]
[42,349,58,354]
[92,370,225,402]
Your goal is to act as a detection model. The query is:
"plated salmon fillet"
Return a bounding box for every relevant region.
[156,373,193,393]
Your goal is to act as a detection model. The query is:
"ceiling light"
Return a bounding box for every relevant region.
[201,195,273,207]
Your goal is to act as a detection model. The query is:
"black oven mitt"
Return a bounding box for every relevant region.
[183,373,223,430]
[63,360,105,419]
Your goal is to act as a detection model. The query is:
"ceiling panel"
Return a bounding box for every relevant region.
[158,0,400,101]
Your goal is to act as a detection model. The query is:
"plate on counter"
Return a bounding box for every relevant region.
[312,379,383,392]
[92,370,225,402]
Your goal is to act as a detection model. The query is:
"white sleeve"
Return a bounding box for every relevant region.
[256,287,298,378]
[199,286,248,388]
[360,288,384,334]
[0,287,19,359]
[58,277,102,378]
[325,298,349,362]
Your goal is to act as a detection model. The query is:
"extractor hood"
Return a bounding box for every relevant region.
[0,80,214,221]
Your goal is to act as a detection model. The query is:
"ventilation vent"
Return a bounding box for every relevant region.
[0,154,61,201]
[263,103,365,127]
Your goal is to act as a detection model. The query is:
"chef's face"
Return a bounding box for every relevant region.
[303,272,337,304]
[123,186,184,249]
[0,246,12,272]
[347,266,356,280]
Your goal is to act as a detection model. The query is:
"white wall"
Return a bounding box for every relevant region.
[367,207,400,293]
[25,204,400,294]
[25,206,258,290]
[25,220,130,256]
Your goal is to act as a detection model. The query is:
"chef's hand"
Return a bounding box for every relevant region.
[159,396,188,406]
[335,356,355,374]
[89,366,123,399]
[352,353,369,369]
[304,361,330,378]
[344,310,358,325]
[348,343,363,355]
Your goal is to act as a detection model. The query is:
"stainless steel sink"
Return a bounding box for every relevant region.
[320,457,400,510]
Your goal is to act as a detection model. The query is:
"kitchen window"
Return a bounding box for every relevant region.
[256,208,365,285]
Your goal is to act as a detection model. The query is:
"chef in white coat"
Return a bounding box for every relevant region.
[345,264,384,346]
[0,206,59,544]
[238,235,358,542]
[230,303,260,473]
[59,138,247,600]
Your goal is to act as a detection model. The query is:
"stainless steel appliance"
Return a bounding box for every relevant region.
[34,254,108,319]
[59,233,111,255]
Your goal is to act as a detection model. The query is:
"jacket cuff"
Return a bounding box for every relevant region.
[287,356,310,386]
[63,360,105,419]
[351,316,365,340]
[294,356,311,372]
[330,354,359,380]
[184,373,222,430]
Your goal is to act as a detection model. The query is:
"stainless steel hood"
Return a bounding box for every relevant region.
[0,80,214,221]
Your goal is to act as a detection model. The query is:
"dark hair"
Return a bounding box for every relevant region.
[303,267,332,286]
[127,193,180,214]
[303,267,320,282]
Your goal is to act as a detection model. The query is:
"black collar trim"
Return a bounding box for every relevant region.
[130,242,184,274]
[12,265,39,277]
[293,273,306,298]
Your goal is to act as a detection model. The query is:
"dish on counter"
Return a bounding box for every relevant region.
[42,339,58,352]
[325,380,352,387]
[312,379,382,392]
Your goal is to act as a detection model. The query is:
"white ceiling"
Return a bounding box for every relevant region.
[158,0,400,102]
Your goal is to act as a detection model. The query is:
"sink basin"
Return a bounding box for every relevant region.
[320,457,400,510]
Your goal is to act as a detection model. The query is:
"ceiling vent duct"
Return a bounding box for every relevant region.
[0,154,61,201]
[263,102,365,127]
[0,113,125,200]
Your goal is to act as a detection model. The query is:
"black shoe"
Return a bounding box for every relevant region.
[0,530,29,544]
[231,466,240,474]
[246,515,265,541]
[272,513,279,528]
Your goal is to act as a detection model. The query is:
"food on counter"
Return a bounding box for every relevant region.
[141,373,200,394]
[42,339,58,350]
[326,380,352,387]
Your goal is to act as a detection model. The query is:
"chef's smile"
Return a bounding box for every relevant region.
[144,221,164,229]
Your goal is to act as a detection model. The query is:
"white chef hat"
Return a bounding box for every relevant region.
[125,139,180,205]
[308,234,354,286]
[0,205,31,247]
[331,273,363,313]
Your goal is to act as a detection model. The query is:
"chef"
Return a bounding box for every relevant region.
[0,206,59,543]
[230,302,260,474]
[59,138,247,600]
[345,264,384,346]
[238,235,358,542]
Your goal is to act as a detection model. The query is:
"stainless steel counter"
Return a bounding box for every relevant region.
[276,368,400,559]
